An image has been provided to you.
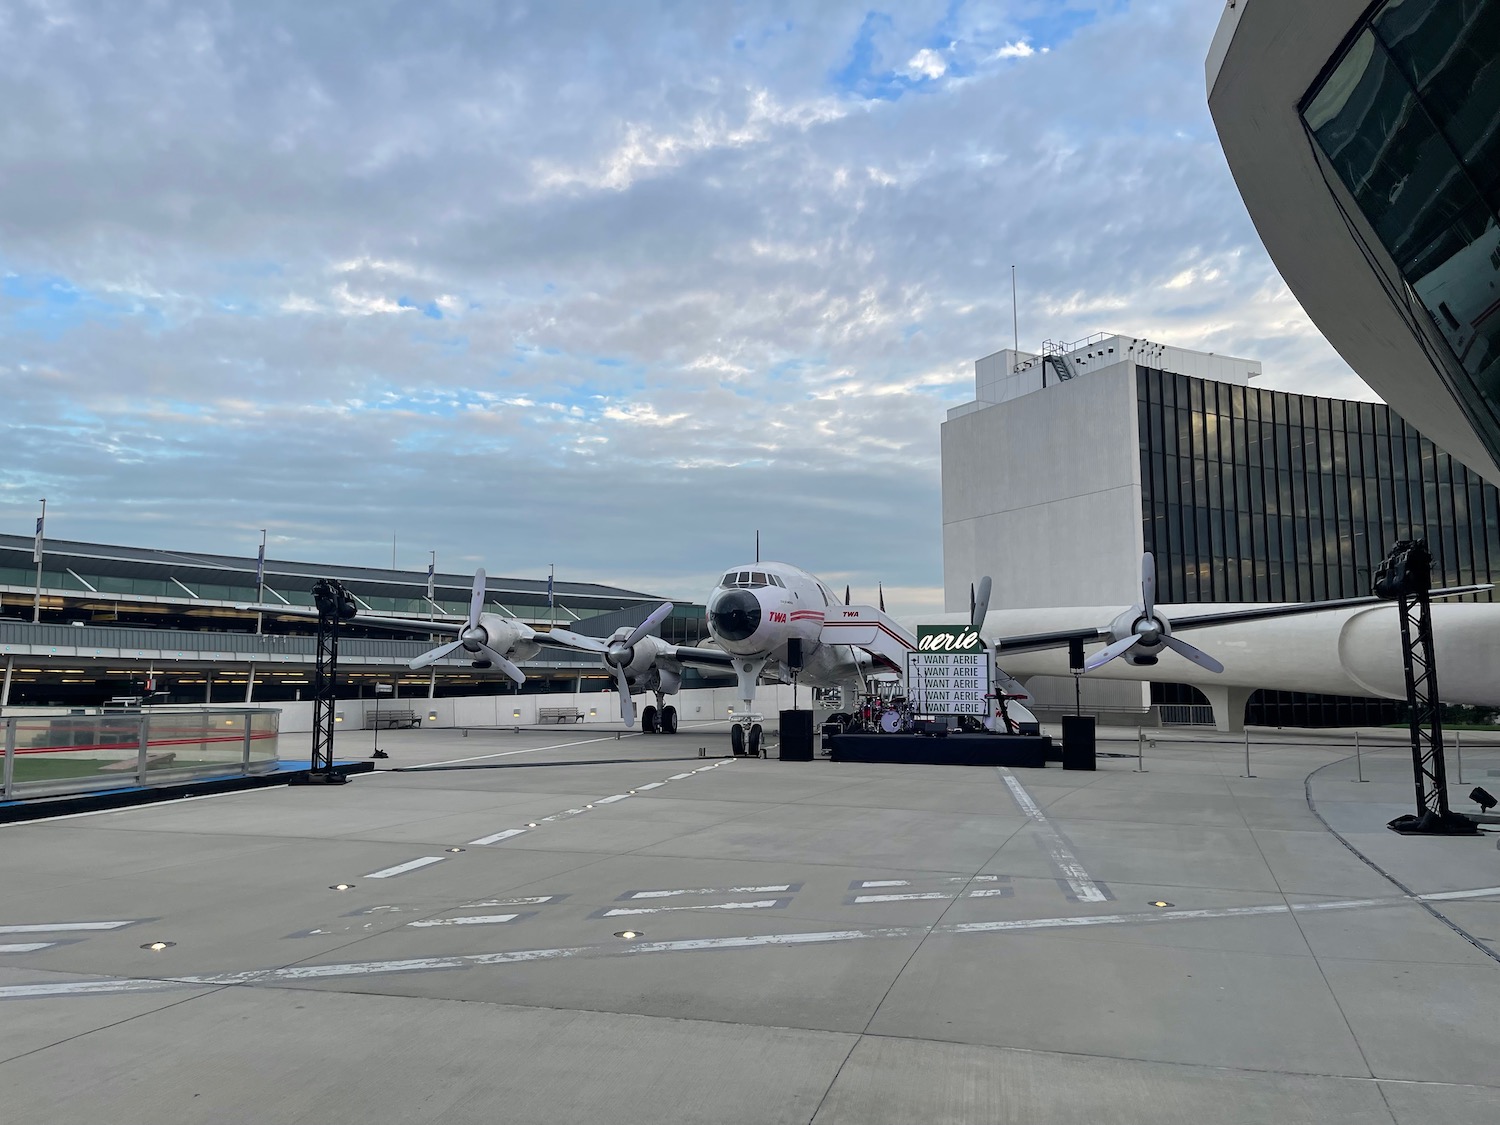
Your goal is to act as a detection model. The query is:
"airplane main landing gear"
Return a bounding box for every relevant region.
[641,699,678,734]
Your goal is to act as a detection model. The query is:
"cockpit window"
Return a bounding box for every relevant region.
[720,570,774,590]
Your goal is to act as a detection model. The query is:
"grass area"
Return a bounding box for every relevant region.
[11,757,226,785]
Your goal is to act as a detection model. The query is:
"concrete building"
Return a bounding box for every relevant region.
[942,333,1500,725]
[1209,0,1500,483]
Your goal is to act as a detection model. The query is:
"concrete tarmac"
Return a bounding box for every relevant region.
[1,720,1497,1123]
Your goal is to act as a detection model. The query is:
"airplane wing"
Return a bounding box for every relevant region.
[235,603,464,637]
[989,584,1493,654]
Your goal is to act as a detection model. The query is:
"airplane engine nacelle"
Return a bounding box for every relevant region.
[1107,607,1170,666]
[477,614,525,657]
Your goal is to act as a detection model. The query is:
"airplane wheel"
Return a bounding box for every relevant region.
[731,724,745,755]
[661,706,678,734]
[642,706,659,734]
[748,724,763,757]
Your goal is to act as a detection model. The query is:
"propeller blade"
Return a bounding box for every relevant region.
[624,602,674,649]
[468,568,487,629]
[845,584,851,606]
[1162,635,1224,673]
[476,643,526,686]
[545,628,609,653]
[1084,634,1140,671]
[614,664,635,727]
[408,638,465,671]
[972,576,992,632]
[1141,554,1156,621]
[879,583,885,613]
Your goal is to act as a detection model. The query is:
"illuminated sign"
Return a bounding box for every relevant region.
[907,627,990,715]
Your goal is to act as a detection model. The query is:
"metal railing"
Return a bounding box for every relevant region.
[1157,704,1217,726]
[1,707,281,800]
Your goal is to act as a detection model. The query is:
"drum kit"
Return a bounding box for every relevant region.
[850,693,918,734]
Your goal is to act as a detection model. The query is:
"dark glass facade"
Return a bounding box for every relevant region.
[1137,365,1500,725]
[1302,0,1500,470]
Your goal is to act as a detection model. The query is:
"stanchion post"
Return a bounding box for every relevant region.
[137,714,150,785]
[1455,730,1463,785]
[1136,727,1146,772]
[1241,728,1255,778]
[2,720,15,799]
[1355,730,1367,782]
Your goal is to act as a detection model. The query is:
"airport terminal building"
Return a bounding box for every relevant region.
[1210,0,1500,483]
[0,539,710,708]
[942,334,1500,726]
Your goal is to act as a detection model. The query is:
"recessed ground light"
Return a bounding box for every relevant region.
[584,804,594,808]
[331,883,355,891]
[526,822,538,828]
[446,847,465,853]
[141,941,176,951]
[613,930,642,939]
[1150,900,1173,908]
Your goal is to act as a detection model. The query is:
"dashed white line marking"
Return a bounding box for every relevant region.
[667,773,693,780]
[627,885,793,900]
[854,892,949,903]
[999,770,1108,903]
[968,888,1011,898]
[635,782,664,791]
[463,896,563,908]
[0,943,56,953]
[859,880,909,888]
[469,829,527,846]
[594,794,630,804]
[365,857,446,879]
[0,921,138,934]
[601,899,785,918]
[0,897,1414,1001]
[407,914,520,928]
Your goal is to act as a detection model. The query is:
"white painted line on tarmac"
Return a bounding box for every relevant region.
[0,943,56,953]
[626,885,794,900]
[859,879,909,888]
[0,896,1413,1001]
[635,781,664,790]
[1419,886,1500,902]
[416,734,641,769]
[968,888,1011,898]
[667,773,693,780]
[365,857,446,879]
[407,914,520,928]
[463,896,564,908]
[0,921,139,934]
[854,892,950,903]
[601,899,785,918]
[999,770,1109,904]
[469,828,527,846]
[594,794,630,804]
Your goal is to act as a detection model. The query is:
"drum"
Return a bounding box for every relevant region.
[879,709,903,734]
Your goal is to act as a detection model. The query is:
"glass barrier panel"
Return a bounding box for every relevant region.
[9,714,146,796]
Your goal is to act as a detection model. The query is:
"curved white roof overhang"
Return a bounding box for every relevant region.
[1207,0,1500,484]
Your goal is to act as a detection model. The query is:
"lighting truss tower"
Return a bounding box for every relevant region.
[1373,540,1476,835]
[305,578,357,785]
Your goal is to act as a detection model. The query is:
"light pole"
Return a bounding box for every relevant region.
[255,529,267,635]
[32,498,45,624]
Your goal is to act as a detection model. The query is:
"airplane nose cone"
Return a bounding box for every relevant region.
[710,589,762,643]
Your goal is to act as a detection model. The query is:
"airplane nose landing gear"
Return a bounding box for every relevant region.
[730,716,764,756]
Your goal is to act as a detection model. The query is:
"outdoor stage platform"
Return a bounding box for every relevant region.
[826,732,1053,767]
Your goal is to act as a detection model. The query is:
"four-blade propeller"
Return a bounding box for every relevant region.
[407,569,527,685]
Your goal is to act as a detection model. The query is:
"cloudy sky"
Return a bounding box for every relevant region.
[0,0,1370,612]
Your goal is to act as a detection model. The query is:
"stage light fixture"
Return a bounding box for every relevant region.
[1471,787,1497,813]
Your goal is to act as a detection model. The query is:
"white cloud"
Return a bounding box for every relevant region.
[992,40,1036,60]
[904,47,948,80]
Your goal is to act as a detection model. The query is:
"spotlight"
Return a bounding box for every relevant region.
[1471,787,1497,813]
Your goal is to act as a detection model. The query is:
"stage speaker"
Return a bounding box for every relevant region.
[1068,637,1085,672]
[779,709,814,761]
[786,638,804,671]
[1061,715,1096,771]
